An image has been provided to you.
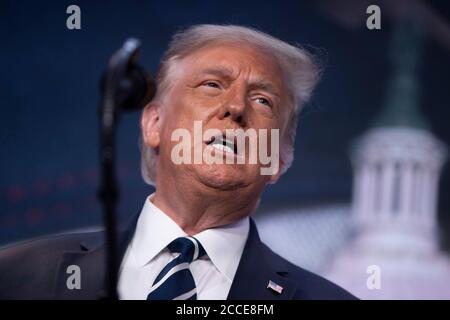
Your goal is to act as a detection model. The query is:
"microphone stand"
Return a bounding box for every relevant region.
[98,38,153,300]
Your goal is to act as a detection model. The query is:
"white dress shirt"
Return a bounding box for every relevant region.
[118,194,249,300]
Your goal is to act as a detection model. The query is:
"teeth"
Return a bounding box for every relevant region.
[211,143,234,154]
[205,134,238,155]
[213,136,233,147]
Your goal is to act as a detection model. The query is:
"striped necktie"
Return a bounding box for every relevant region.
[147,236,206,300]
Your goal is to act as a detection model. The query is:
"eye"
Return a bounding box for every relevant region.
[202,81,221,89]
[255,97,272,108]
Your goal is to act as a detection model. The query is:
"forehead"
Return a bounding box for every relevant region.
[179,42,285,85]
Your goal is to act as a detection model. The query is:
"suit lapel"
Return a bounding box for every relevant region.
[53,213,139,299]
[227,219,298,300]
[53,244,106,299]
[52,213,297,299]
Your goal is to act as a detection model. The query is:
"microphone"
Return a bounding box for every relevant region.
[116,63,155,111]
[100,38,155,113]
[98,38,154,299]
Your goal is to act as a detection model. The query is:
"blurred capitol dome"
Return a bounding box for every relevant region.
[325,12,450,299]
[256,11,450,299]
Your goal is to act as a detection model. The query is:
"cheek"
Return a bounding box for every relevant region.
[180,93,221,125]
[158,96,206,148]
[251,112,281,132]
[163,92,195,126]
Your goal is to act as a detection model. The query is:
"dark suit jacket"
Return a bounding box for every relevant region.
[0,215,356,300]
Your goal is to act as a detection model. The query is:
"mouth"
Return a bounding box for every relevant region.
[205,133,238,155]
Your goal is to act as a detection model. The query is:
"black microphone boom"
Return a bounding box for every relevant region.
[98,38,154,299]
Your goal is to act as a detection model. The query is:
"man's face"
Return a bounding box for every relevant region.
[151,43,290,193]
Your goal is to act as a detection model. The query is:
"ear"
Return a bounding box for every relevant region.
[141,102,161,149]
[268,158,284,185]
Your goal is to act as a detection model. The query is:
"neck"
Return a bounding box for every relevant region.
[152,175,259,235]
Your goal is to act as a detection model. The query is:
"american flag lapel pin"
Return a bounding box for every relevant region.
[267,280,283,294]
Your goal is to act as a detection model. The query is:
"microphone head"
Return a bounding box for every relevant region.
[117,64,156,111]
[100,37,156,112]
[100,63,156,112]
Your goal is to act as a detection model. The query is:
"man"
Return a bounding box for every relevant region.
[0,25,355,300]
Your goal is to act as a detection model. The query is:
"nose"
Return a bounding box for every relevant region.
[220,88,247,125]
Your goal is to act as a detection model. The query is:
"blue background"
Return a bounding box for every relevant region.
[1,1,449,247]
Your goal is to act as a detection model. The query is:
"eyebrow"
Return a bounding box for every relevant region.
[248,79,281,98]
[199,66,235,79]
[198,66,281,98]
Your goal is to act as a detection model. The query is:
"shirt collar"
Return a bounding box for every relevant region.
[131,194,187,267]
[130,194,250,282]
[194,217,249,282]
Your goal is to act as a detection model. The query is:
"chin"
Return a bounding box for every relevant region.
[193,164,252,191]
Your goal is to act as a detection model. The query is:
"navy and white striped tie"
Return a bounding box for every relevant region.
[147,236,206,300]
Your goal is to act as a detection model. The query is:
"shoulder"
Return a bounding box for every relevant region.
[259,242,358,300]
[0,230,103,262]
[0,231,103,299]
